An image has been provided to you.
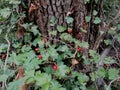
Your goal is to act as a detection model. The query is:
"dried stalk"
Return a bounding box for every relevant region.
[2,33,11,90]
[93,8,120,50]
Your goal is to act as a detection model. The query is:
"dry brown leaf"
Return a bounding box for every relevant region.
[72,59,79,66]
[67,28,72,34]
[17,28,24,39]
[17,17,25,40]
[67,7,74,16]
[110,27,116,30]
[15,66,27,90]
[29,3,38,13]
[15,66,24,80]
[42,37,47,44]
[82,21,88,30]
[20,84,27,90]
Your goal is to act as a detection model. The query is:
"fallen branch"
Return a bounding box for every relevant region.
[93,8,120,50]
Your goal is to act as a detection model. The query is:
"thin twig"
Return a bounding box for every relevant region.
[93,8,120,50]
[4,33,10,72]
[94,81,99,90]
[107,77,120,90]
[40,34,76,50]
[2,33,11,90]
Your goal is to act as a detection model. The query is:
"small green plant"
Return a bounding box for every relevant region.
[0,0,120,90]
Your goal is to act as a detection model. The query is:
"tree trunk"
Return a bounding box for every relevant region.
[19,0,105,89]
[21,0,103,57]
[28,0,86,35]
[25,0,88,56]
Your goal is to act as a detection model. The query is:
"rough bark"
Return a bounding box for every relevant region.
[26,0,88,56]
[27,0,86,38]
[19,0,105,58]
[19,0,108,89]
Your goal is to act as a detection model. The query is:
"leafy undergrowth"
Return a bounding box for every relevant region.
[0,0,120,90]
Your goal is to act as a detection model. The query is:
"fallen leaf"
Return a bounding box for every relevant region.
[29,3,38,13]
[15,66,27,90]
[42,37,47,44]
[82,21,88,30]
[17,29,24,40]
[17,17,25,39]
[15,66,24,80]
[72,59,79,66]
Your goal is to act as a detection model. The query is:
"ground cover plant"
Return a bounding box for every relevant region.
[0,0,120,90]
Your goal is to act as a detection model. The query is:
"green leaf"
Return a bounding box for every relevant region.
[21,45,31,52]
[89,50,100,63]
[49,30,57,36]
[116,34,120,42]
[25,70,35,77]
[37,40,44,48]
[8,0,21,4]
[85,16,91,22]
[84,0,90,4]
[108,30,116,35]
[31,25,39,35]
[24,33,32,44]
[83,56,90,65]
[74,40,89,48]
[89,50,96,56]
[25,70,35,84]
[25,57,41,70]
[0,29,2,34]
[50,16,57,26]
[0,74,8,82]
[26,77,35,84]
[16,54,27,65]
[35,72,51,86]
[117,24,120,29]
[80,27,87,33]
[80,42,89,48]
[97,67,106,78]
[57,45,69,52]
[104,39,112,45]
[74,40,81,47]
[26,51,36,61]
[104,57,115,64]
[7,79,24,90]
[60,33,73,42]
[44,66,53,74]
[90,72,99,81]
[32,36,42,46]
[108,68,119,80]
[95,0,98,4]
[78,73,89,85]
[73,88,79,90]
[99,31,104,35]
[51,80,66,90]
[80,85,87,90]
[105,85,112,90]
[8,51,19,65]
[93,17,101,24]
[22,23,29,29]
[65,17,74,23]
[0,60,3,65]
[41,52,49,61]
[93,10,98,16]
[0,44,8,53]
[57,25,66,32]
[55,64,67,78]
[41,83,50,90]
[48,46,58,59]
[0,8,11,18]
